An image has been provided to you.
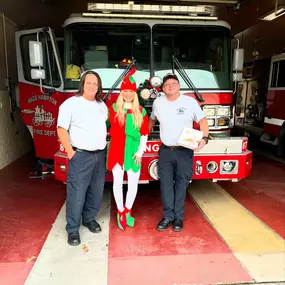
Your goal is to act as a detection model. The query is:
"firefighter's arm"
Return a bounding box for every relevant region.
[195,118,209,152]
[199,117,209,137]
[193,99,209,149]
[106,106,111,129]
[148,118,156,131]
[57,102,74,160]
[57,127,75,160]
[149,100,157,131]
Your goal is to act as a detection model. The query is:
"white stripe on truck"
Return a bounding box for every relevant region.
[264,117,284,126]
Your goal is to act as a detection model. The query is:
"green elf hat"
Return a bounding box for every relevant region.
[120,67,137,92]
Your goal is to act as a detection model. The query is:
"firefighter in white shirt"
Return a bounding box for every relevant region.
[57,71,108,246]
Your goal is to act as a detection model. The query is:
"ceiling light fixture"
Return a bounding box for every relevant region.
[260,7,285,21]
[178,0,238,3]
[260,0,285,21]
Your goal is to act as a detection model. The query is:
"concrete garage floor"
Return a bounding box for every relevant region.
[0,152,284,285]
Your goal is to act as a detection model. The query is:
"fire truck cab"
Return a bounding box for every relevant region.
[15,3,252,183]
[263,53,285,157]
[236,52,285,159]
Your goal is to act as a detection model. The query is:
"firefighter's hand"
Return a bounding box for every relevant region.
[133,154,142,166]
[195,139,206,152]
[68,149,76,160]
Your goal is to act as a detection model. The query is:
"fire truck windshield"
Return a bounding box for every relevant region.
[153,25,231,90]
[64,23,150,90]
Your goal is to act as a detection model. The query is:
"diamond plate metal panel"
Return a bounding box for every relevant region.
[196,137,248,154]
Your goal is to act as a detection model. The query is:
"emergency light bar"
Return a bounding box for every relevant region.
[87,2,213,16]
[82,12,217,20]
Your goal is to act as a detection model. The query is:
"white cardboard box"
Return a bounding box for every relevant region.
[177,127,248,154]
[178,127,204,150]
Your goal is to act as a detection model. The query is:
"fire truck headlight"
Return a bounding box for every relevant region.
[220,160,238,174]
[203,107,216,116]
[150,76,162,88]
[140,89,151,100]
[148,159,159,180]
[207,119,215,127]
[217,106,230,116]
[206,161,218,173]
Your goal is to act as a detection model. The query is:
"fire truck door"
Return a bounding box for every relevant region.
[15,28,64,160]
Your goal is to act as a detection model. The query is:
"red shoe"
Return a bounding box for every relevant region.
[117,209,126,231]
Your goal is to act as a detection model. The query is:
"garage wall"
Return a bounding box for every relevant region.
[0,14,33,170]
[236,16,285,63]
[0,92,33,170]
[0,0,88,36]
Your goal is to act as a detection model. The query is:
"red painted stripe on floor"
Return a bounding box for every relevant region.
[0,153,66,284]
[0,262,34,285]
[109,254,251,285]
[219,154,285,239]
[108,184,252,284]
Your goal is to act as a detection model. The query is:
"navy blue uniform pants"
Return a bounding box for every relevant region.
[158,145,193,221]
[66,148,106,233]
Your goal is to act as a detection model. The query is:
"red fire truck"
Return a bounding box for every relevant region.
[15,3,252,183]
[236,52,285,158]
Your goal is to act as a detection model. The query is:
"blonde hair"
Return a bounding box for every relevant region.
[115,91,143,129]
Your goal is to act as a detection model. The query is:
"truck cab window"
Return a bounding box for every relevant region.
[270,60,285,88]
[153,25,231,90]
[64,23,150,90]
[20,33,61,88]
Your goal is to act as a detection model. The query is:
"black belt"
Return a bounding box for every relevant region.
[72,147,103,154]
[161,144,185,150]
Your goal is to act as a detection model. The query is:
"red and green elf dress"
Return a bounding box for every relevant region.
[107,103,149,229]
[107,103,149,172]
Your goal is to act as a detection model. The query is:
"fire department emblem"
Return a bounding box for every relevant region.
[32,105,55,127]
[177,107,186,115]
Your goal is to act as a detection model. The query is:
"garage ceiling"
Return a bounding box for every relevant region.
[0,0,283,34]
[1,0,285,61]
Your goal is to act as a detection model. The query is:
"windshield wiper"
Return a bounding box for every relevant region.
[172,55,204,102]
[103,59,136,101]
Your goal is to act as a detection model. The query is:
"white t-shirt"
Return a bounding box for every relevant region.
[151,94,205,146]
[57,96,108,151]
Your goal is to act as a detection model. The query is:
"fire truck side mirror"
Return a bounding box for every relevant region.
[31,69,46,80]
[233,48,244,71]
[232,48,244,82]
[29,41,46,80]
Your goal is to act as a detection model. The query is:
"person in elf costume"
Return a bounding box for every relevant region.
[107,68,149,230]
